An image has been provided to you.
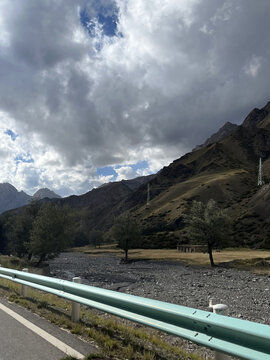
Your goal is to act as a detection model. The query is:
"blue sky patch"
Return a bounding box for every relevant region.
[114,160,149,171]
[80,7,119,38]
[80,9,94,35]
[97,166,117,180]
[97,13,118,37]
[5,129,18,141]
[131,160,149,171]
[98,161,149,181]
[15,153,34,164]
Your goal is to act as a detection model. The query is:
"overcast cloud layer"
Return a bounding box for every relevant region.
[0,0,270,196]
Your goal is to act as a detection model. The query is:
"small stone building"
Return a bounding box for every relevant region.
[177,244,207,253]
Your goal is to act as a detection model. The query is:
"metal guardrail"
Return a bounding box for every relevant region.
[0,266,269,360]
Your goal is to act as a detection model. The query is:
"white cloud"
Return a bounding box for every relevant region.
[0,0,270,195]
[115,166,136,181]
[0,113,110,196]
[210,0,239,24]
[244,55,262,78]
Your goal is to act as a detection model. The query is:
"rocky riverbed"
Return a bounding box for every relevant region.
[48,252,270,358]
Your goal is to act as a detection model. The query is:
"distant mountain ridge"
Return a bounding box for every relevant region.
[0,184,61,214]
[2,100,270,249]
[0,183,30,214]
[0,175,154,217]
[120,100,270,247]
[33,188,61,199]
[242,101,270,128]
[193,121,238,151]
[51,99,270,247]
[54,174,155,231]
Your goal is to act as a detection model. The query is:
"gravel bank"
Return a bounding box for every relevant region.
[48,252,270,358]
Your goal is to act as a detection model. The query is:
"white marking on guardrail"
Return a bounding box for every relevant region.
[0,303,84,359]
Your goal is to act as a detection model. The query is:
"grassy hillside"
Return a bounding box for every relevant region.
[113,102,270,248]
[2,102,270,251]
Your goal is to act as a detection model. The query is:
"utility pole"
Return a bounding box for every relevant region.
[258,157,264,186]
[146,183,150,207]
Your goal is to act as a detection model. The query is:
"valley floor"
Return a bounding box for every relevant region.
[49,251,270,359]
[76,247,270,272]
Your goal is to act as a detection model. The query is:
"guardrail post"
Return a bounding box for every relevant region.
[21,268,29,297]
[212,303,230,360]
[71,277,81,322]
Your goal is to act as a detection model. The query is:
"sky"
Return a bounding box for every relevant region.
[0,0,270,197]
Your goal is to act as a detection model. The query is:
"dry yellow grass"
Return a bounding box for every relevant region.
[128,248,270,265]
[135,169,249,222]
[75,246,270,270]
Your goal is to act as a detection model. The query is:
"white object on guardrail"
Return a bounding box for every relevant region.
[209,300,230,360]
[21,268,29,297]
[71,277,81,322]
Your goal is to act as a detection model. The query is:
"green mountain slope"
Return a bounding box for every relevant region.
[114,101,270,248]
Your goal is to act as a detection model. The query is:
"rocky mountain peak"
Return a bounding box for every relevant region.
[263,100,270,112]
[0,184,62,214]
[0,183,31,214]
[193,100,270,152]
[0,183,18,193]
[242,101,270,128]
[33,188,61,199]
[193,121,238,151]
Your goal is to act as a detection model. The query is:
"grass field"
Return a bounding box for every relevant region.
[75,246,270,275]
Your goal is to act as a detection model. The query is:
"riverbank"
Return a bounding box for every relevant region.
[72,246,270,274]
[48,252,270,325]
[48,251,270,358]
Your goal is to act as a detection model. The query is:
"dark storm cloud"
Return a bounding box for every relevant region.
[0,0,270,194]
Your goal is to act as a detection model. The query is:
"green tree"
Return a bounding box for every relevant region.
[2,200,42,259]
[4,214,32,258]
[0,218,8,255]
[72,211,90,247]
[28,203,73,264]
[184,199,231,267]
[263,219,270,249]
[25,199,42,219]
[112,214,141,262]
[89,230,103,248]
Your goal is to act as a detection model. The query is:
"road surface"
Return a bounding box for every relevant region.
[0,298,97,360]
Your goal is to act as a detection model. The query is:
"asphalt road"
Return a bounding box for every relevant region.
[0,298,97,360]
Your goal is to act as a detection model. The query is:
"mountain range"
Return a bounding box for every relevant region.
[2,100,270,248]
[0,184,61,214]
[193,121,238,151]
[47,100,270,248]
